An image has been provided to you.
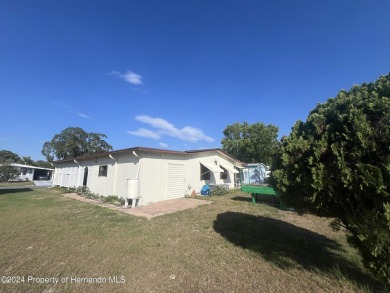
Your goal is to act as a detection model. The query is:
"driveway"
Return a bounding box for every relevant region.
[0,181,52,189]
[33,180,53,187]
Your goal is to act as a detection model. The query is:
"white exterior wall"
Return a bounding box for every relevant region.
[87,157,115,196]
[138,152,187,204]
[137,150,240,204]
[113,154,138,198]
[53,155,139,199]
[53,162,80,187]
[186,152,238,194]
[53,149,241,206]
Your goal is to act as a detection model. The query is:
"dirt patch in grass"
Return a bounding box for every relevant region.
[0,188,382,293]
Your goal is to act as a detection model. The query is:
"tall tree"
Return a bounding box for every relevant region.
[42,127,113,161]
[0,150,21,163]
[0,161,19,182]
[221,122,279,165]
[271,73,390,285]
[0,150,20,182]
[21,156,34,165]
[34,160,53,169]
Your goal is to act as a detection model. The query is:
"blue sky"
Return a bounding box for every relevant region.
[1,0,390,160]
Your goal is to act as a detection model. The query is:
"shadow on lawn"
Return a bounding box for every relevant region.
[213,211,378,288]
[0,188,33,195]
[232,195,281,204]
[231,196,252,203]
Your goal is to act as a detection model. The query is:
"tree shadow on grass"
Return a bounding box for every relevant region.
[0,188,33,195]
[231,195,281,209]
[231,196,252,203]
[213,211,379,289]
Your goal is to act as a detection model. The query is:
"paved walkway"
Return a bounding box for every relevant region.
[63,193,212,219]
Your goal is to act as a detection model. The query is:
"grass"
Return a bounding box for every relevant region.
[0,187,383,293]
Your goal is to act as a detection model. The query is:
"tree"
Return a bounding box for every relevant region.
[271,73,390,285]
[0,150,21,182]
[34,160,53,169]
[221,122,279,165]
[0,161,19,182]
[21,156,34,165]
[42,127,113,161]
[0,150,21,163]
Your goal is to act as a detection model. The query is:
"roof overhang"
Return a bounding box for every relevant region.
[54,147,243,166]
[9,163,54,171]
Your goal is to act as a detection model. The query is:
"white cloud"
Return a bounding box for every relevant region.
[180,126,214,143]
[110,70,143,85]
[127,128,160,139]
[77,112,91,119]
[158,142,169,148]
[128,115,214,143]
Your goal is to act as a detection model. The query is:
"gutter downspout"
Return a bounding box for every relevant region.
[126,151,142,208]
[132,151,142,180]
[109,154,118,195]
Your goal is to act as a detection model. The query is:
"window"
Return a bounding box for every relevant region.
[22,170,27,175]
[220,166,228,180]
[200,164,210,180]
[98,165,108,177]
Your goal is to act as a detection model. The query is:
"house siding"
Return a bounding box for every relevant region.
[53,148,242,206]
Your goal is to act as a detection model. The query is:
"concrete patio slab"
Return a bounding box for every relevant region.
[63,193,212,219]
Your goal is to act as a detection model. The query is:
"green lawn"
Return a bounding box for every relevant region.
[0,188,381,293]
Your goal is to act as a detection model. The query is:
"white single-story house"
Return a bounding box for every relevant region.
[53,147,243,206]
[10,163,54,181]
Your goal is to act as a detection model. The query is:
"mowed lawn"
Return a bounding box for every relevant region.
[0,188,380,293]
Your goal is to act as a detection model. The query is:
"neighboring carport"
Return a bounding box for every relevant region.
[32,168,53,180]
[8,163,54,181]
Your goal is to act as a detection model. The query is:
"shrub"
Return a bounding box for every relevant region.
[272,73,390,285]
[75,186,88,195]
[210,185,229,196]
[99,195,125,205]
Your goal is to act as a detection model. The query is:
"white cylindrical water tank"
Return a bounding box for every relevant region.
[127,179,140,199]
